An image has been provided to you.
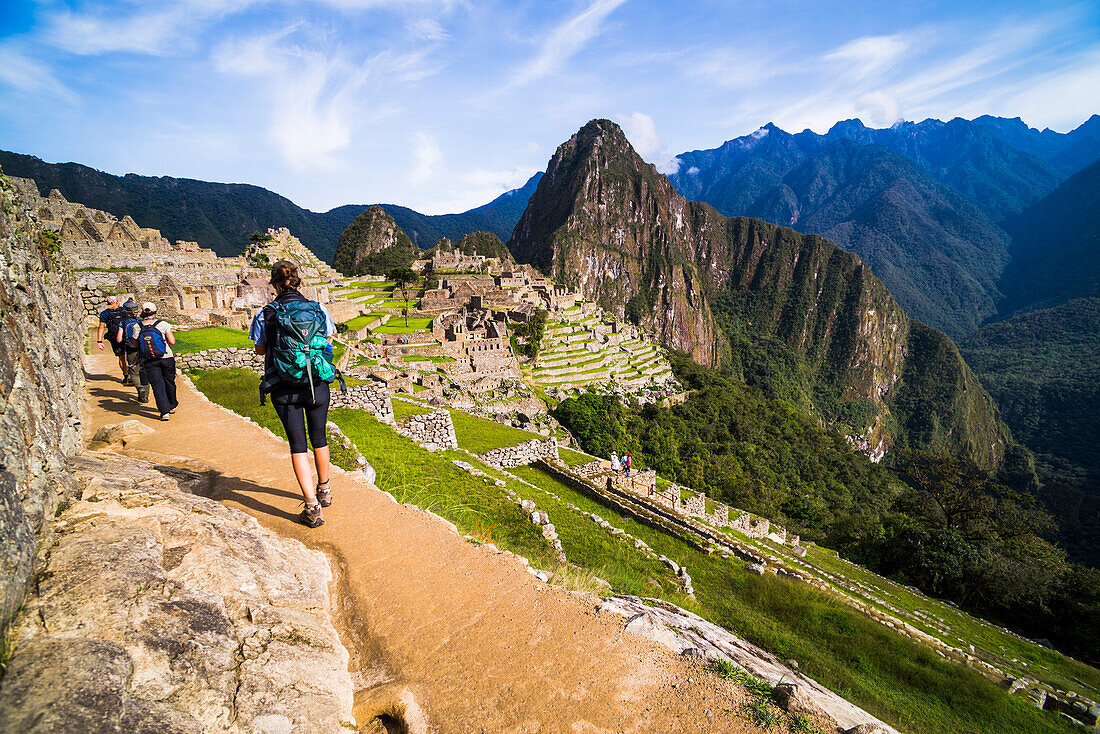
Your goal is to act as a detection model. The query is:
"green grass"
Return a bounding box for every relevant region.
[326,409,561,570]
[188,369,359,471]
[392,399,432,420]
[351,280,395,289]
[508,465,1078,734]
[557,447,595,467]
[343,315,374,331]
[374,318,434,334]
[446,409,543,453]
[402,355,454,363]
[173,326,254,354]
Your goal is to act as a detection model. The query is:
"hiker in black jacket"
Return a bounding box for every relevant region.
[96,295,129,381]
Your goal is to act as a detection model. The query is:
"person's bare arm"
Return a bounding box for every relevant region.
[165,326,175,346]
[96,322,105,349]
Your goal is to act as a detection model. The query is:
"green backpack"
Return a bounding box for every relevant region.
[259,300,343,404]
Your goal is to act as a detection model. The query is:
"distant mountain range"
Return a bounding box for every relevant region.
[508,119,1011,469]
[667,115,1100,339]
[0,149,541,263]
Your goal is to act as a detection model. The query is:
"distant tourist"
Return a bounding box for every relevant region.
[118,300,149,404]
[610,451,621,473]
[251,260,339,529]
[623,452,632,476]
[96,295,129,381]
[129,302,178,420]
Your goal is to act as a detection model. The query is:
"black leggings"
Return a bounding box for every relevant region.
[141,357,178,416]
[271,381,330,454]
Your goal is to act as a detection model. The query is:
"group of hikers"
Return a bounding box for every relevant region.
[98,259,341,529]
[96,296,179,420]
[609,451,633,476]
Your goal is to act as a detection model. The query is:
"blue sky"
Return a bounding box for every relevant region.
[1,0,1098,214]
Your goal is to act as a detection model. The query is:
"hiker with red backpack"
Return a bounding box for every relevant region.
[96,295,130,381]
[250,260,343,528]
[127,302,178,420]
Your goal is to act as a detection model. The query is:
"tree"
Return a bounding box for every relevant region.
[387,266,420,327]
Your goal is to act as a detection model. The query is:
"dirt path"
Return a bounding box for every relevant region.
[84,353,759,733]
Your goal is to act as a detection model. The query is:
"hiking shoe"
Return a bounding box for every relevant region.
[161,414,170,421]
[316,480,332,507]
[299,503,324,528]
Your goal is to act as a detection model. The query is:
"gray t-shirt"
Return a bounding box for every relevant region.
[128,318,174,358]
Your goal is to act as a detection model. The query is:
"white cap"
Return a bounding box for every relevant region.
[142,301,157,313]
[106,295,119,305]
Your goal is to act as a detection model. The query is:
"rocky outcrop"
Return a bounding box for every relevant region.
[175,346,265,373]
[508,120,1010,468]
[0,450,355,734]
[0,171,86,633]
[601,595,900,734]
[333,205,417,276]
[394,408,458,451]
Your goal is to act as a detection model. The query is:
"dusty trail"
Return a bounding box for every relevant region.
[84,353,758,733]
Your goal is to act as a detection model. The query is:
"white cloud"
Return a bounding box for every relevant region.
[213,29,437,170]
[407,17,448,41]
[410,132,442,184]
[856,91,903,127]
[824,34,909,81]
[0,41,76,101]
[617,112,681,174]
[505,0,630,90]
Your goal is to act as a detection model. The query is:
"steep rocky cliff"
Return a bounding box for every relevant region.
[0,171,85,631]
[508,121,1008,467]
[333,204,418,276]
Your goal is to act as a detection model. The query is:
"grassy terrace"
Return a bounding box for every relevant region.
[557,447,596,467]
[188,369,359,470]
[189,367,1084,734]
[173,326,254,354]
[374,318,434,334]
[402,355,454,363]
[508,465,1077,734]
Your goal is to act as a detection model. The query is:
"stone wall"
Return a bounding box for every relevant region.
[0,172,86,632]
[478,438,558,469]
[329,381,394,425]
[176,347,264,373]
[395,409,458,451]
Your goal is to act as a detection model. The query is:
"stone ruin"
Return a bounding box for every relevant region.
[9,176,367,330]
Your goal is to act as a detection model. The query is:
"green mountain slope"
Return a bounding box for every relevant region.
[997,159,1100,317]
[0,150,539,262]
[960,297,1100,565]
[509,119,1010,469]
[333,205,419,276]
[669,127,1011,338]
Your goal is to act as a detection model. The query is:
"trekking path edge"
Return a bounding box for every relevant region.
[83,352,763,734]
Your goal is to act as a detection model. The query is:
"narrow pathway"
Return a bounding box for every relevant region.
[84,353,756,734]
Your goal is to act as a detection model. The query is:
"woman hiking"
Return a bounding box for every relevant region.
[250,260,338,528]
[128,302,178,420]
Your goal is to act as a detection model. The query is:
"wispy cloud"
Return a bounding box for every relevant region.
[410,132,442,184]
[213,27,438,170]
[617,112,680,174]
[0,40,76,102]
[503,0,630,90]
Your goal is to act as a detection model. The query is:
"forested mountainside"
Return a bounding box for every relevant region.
[960,297,1100,566]
[997,159,1100,317]
[0,150,538,261]
[973,114,1100,179]
[332,205,419,276]
[666,115,1099,338]
[508,119,1010,469]
[668,128,1009,338]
